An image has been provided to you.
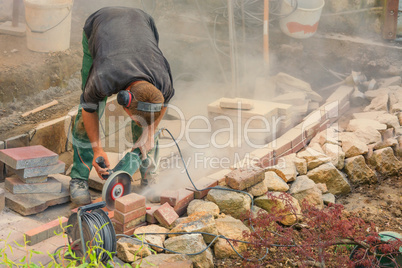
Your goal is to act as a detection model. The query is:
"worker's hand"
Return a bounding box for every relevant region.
[133,126,155,160]
[92,149,110,180]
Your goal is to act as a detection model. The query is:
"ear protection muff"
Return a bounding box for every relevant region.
[117,90,133,108]
[117,90,163,112]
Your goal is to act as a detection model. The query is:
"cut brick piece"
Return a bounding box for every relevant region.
[0,145,58,169]
[0,188,5,211]
[5,176,62,194]
[206,169,232,186]
[173,189,194,216]
[186,177,218,199]
[11,160,65,179]
[160,190,180,207]
[112,215,147,233]
[225,168,265,190]
[114,207,146,224]
[25,217,68,245]
[115,193,146,213]
[146,206,160,224]
[154,203,179,227]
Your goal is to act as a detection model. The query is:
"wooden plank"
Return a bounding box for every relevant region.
[382,0,399,40]
[22,100,58,118]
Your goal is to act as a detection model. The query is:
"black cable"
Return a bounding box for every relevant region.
[161,128,270,261]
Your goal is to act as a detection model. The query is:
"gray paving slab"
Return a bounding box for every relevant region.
[4,175,70,216]
[5,176,62,194]
[11,160,65,179]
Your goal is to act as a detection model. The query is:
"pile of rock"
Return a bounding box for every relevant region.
[114,80,402,267]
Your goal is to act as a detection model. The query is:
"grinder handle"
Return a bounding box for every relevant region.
[95,156,111,179]
[95,156,107,169]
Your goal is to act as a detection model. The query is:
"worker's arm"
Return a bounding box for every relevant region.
[133,106,167,159]
[81,108,110,178]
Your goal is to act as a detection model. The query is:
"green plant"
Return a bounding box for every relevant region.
[0,217,140,268]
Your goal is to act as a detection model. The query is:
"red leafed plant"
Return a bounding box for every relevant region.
[238,192,402,268]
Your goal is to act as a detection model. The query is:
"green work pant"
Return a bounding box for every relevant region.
[70,32,159,181]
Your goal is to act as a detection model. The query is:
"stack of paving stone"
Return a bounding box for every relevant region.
[0,145,65,195]
[112,193,148,235]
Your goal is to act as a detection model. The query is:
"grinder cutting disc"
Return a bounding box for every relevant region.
[102,170,132,210]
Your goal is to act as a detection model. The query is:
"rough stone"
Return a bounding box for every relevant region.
[352,126,382,145]
[370,147,402,176]
[352,111,386,120]
[132,254,192,268]
[164,234,214,268]
[390,102,402,113]
[264,171,289,192]
[344,155,377,185]
[363,94,389,112]
[316,183,328,193]
[289,176,324,209]
[225,168,265,190]
[307,162,351,195]
[4,174,70,216]
[206,188,251,219]
[379,76,401,88]
[322,143,345,169]
[322,193,336,205]
[365,88,390,101]
[297,148,331,170]
[255,192,302,226]
[274,157,298,182]
[187,199,220,218]
[134,224,168,253]
[214,216,250,259]
[339,132,368,158]
[376,113,400,129]
[309,127,341,146]
[246,180,268,197]
[347,119,387,132]
[282,154,308,175]
[5,176,62,194]
[374,138,398,150]
[169,212,218,244]
[116,237,151,263]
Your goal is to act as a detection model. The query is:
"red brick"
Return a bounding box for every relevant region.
[71,197,115,219]
[0,145,58,169]
[173,189,194,215]
[225,168,265,190]
[292,140,307,154]
[186,177,218,199]
[160,190,180,206]
[206,169,232,186]
[146,206,160,224]
[114,207,146,224]
[25,217,68,246]
[112,216,147,233]
[115,193,146,213]
[154,203,179,227]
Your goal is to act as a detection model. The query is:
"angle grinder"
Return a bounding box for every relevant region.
[96,156,133,210]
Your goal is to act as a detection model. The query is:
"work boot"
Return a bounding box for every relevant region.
[69,178,91,206]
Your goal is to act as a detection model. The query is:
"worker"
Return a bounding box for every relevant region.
[69,7,174,205]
